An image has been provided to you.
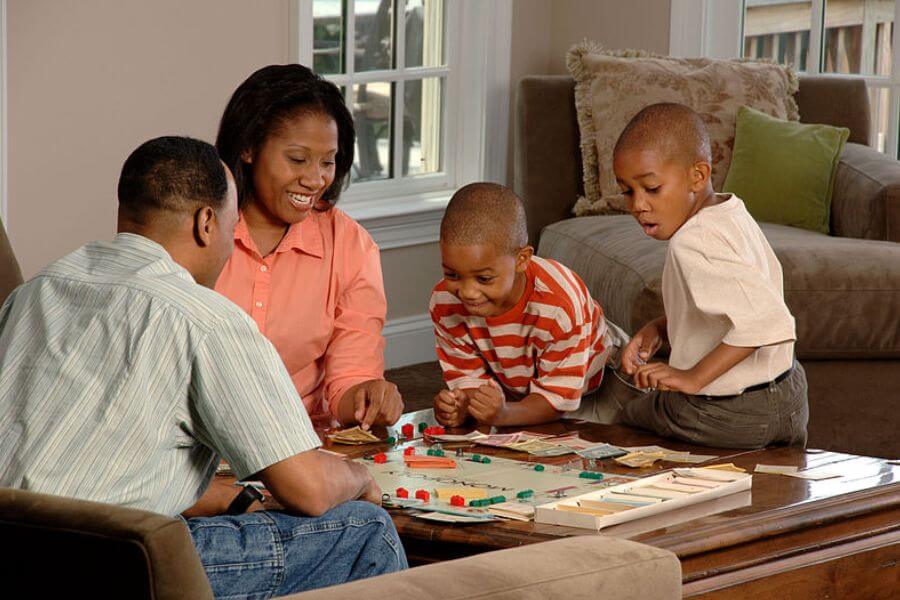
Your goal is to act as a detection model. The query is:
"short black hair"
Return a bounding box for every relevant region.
[440,183,528,254]
[614,102,711,166]
[215,64,355,210]
[117,136,227,222]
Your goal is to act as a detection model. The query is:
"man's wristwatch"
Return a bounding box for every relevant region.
[225,484,265,515]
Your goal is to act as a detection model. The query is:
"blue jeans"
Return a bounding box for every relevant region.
[183,501,408,599]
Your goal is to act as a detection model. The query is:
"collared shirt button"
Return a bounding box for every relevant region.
[260,265,268,272]
[255,301,264,308]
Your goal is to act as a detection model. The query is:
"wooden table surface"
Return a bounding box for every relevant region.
[325,412,900,599]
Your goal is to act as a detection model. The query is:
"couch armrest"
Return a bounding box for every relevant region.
[831,142,900,242]
[0,216,23,304]
[0,488,214,600]
[292,535,681,600]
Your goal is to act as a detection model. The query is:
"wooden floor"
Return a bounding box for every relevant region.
[384,361,443,413]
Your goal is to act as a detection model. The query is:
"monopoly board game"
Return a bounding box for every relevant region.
[356,446,636,520]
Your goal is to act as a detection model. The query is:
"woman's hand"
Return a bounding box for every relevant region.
[621,317,667,375]
[341,379,404,430]
[434,389,469,427]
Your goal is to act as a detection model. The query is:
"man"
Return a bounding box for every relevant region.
[0,136,407,598]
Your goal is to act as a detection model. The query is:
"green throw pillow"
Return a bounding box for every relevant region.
[722,105,849,234]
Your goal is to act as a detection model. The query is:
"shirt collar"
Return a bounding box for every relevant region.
[234,211,324,259]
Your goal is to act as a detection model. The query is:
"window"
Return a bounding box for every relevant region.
[291,0,511,232]
[742,0,900,155]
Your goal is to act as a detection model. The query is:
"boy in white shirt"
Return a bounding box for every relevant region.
[614,103,808,449]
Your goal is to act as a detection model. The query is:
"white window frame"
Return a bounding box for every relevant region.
[672,0,900,156]
[290,0,512,248]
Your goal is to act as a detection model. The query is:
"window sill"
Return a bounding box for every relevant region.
[339,189,451,250]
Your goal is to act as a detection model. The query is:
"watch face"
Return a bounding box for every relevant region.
[246,485,265,502]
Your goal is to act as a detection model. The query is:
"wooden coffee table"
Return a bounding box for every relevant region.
[330,413,900,599]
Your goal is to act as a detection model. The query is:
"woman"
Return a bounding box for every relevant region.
[215,64,403,428]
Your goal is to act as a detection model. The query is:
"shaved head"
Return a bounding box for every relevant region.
[614,103,711,167]
[441,183,528,254]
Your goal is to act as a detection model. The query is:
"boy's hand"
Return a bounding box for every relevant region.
[467,385,506,425]
[434,389,469,427]
[633,362,701,394]
[622,318,666,375]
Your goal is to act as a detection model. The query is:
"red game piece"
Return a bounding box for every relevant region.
[401,423,414,439]
[396,487,409,498]
[415,489,430,502]
[373,453,387,464]
[450,495,465,506]
[435,426,446,435]
[403,446,416,456]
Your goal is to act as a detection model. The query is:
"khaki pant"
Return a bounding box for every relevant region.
[619,362,809,450]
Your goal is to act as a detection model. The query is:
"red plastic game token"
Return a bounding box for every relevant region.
[450,495,465,506]
[403,446,416,456]
[396,487,409,498]
[373,453,387,464]
[415,489,430,502]
[401,423,414,438]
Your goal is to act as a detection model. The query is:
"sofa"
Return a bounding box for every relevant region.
[0,487,682,599]
[0,216,23,304]
[514,74,900,459]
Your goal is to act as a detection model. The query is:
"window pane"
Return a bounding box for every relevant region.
[868,86,892,152]
[403,77,443,176]
[743,0,812,71]
[355,0,394,72]
[823,0,894,75]
[353,82,393,182]
[313,0,343,74]
[405,0,445,68]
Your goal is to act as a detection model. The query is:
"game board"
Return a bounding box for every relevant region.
[357,446,636,520]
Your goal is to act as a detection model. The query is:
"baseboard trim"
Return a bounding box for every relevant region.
[383,313,435,369]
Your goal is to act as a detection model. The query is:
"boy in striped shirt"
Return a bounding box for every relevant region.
[430,183,627,427]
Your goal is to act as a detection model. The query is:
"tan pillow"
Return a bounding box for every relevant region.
[567,41,799,215]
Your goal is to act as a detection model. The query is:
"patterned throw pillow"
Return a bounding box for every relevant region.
[567,41,799,216]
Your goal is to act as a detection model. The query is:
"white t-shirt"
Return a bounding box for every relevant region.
[663,194,795,396]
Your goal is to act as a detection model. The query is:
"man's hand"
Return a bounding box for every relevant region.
[341,379,404,430]
[622,317,666,375]
[358,470,384,506]
[434,389,469,427]
[633,362,701,394]
[467,384,506,425]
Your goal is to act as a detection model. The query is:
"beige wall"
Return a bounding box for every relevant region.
[382,242,443,319]
[506,0,671,184]
[6,0,672,323]
[7,0,290,277]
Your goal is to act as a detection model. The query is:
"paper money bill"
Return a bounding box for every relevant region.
[327,426,381,445]
[614,451,666,468]
[575,443,628,460]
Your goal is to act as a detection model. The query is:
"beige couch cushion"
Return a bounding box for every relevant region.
[539,215,900,360]
[567,42,798,215]
[294,535,681,600]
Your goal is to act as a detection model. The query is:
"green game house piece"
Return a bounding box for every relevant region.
[472,454,481,462]
[480,456,491,464]
[578,471,603,480]
[418,422,427,432]
[533,464,545,472]
[516,489,534,499]
[385,436,396,444]
[489,496,506,504]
